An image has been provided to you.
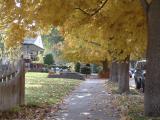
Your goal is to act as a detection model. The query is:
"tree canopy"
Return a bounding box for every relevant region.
[0,0,147,62]
[61,0,147,63]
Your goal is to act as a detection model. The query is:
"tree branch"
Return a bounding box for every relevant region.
[83,39,102,46]
[140,0,149,14]
[91,0,108,16]
[75,0,108,16]
[75,7,91,16]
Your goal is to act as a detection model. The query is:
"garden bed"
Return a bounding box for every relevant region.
[48,72,85,80]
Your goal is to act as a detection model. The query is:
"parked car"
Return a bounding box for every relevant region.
[50,65,70,74]
[134,60,146,91]
[129,68,135,78]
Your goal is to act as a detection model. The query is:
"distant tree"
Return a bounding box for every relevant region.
[42,28,64,50]
[42,27,64,64]
[44,54,54,65]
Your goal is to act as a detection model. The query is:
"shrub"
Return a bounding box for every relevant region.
[81,66,91,75]
[44,54,54,65]
[75,62,81,72]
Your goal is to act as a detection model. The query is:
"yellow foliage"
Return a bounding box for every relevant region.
[5,23,26,48]
[97,0,147,61]
[0,0,147,62]
[61,0,147,63]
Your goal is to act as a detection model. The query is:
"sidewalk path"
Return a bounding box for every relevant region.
[46,79,120,120]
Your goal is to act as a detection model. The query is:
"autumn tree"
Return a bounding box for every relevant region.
[62,0,146,93]
[0,0,74,49]
[140,0,160,116]
[102,0,147,93]
[60,1,111,78]
[1,0,160,117]
[62,16,110,72]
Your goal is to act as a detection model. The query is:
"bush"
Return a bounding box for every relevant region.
[75,62,81,72]
[44,54,54,65]
[81,66,91,75]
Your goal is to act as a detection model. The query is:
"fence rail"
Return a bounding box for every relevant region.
[0,59,25,111]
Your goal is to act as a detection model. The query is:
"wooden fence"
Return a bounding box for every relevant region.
[0,59,25,111]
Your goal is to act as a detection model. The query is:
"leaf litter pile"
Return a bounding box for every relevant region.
[105,81,160,120]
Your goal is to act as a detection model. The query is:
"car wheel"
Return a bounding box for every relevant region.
[129,75,132,78]
[141,79,145,92]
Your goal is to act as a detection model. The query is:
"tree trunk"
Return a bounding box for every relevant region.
[110,62,118,82]
[144,1,160,116]
[118,61,129,93]
[99,60,110,79]
[102,60,109,72]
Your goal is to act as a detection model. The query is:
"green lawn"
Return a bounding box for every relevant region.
[0,72,81,119]
[25,72,81,106]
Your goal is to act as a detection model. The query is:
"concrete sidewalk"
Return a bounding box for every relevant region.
[46,79,120,120]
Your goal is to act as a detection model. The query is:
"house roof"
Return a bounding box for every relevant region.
[23,35,44,50]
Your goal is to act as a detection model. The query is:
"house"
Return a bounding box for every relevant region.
[22,35,44,71]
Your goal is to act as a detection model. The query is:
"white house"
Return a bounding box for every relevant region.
[22,35,44,71]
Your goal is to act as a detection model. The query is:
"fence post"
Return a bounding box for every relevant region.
[19,58,25,105]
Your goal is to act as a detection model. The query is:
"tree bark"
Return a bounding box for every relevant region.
[110,62,118,82]
[144,0,160,116]
[118,61,129,93]
[102,60,109,72]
